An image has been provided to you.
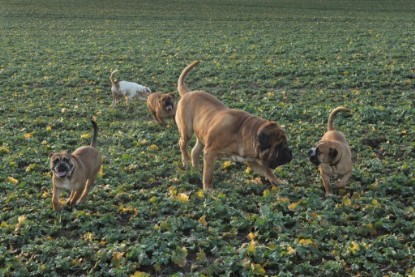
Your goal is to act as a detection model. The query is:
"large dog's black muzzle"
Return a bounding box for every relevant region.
[308,148,320,166]
[269,145,293,169]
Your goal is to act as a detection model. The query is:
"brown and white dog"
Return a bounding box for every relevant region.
[50,118,102,211]
[147,92,176,126]
[308,107,352,196]
[175,61,292,190]
[110,70,151,106]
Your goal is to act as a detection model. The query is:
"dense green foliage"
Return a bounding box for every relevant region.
[1,0,414,275]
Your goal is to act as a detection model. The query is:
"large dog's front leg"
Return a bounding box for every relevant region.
[203,150,217,190]
[191,139,204,170]
[319,167,332,196]
[52,185,63,211]
[247,161,284,186]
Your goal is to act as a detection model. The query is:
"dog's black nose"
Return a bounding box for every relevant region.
[307,148,314,157]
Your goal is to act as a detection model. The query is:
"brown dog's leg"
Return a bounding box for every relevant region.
[52,186,63,211]
[191,139,204,170]
[335,172,352,189]
[66,191,76,205]
[68,189,83,205]
[179,137,191,168]
[319,167,332,195]
[247,161,284,186]
[78,178,95,204]
[203,150,217,190]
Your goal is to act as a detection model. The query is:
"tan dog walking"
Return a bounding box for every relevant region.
[147,92,176,126]
[175,61,292,190]
[50,118,102,211]
[308,107,352,195]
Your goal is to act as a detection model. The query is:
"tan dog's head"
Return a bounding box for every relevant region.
[50,151,75,179]
[159,93,175,113]
[308,141,339,166]
[257,122,292,169]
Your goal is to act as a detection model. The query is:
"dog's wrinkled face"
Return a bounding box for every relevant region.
[50,151,74,179]
[257,124,293,169]
[160,94,175,113]
[308,142,338,166]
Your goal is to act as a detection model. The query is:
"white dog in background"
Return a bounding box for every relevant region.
[110,70,151,106]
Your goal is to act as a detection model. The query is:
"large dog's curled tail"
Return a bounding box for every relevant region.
[90,116,99,148]
[327,106,350,131]
[110,70,119,86]
[178,61,200,96]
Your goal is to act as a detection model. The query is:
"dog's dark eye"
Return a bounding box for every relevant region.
[52,158,60,164]
[62,157,70,163]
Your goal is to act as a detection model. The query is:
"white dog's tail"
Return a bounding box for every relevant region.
[110,70,119,86]
[327,106,350,131]
[178,61,199,96]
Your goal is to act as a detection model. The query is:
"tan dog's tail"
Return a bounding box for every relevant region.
[327,107,350,131]
[178,61,200,96]
[110,70,119,86]
[90,117,99,148]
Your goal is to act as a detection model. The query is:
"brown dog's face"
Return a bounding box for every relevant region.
[50,151,75,179]
[257,123,292,169]
[308,142,338,166]
[159,94,175,113]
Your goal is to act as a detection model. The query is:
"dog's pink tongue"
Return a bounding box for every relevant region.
[57,171,67,178]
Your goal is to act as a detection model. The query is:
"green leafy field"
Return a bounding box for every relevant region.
[1,0,414,275]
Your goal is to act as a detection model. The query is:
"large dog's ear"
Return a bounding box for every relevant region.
[329,148,338,160]
[258,132,271,152]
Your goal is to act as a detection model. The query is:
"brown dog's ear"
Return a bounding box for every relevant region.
[258,132,271,152]
[329,148,338,160]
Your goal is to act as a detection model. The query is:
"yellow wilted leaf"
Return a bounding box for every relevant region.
[18,215,27,224]
[288,201,299,211]
[149,196,158,204]
[276,197,290,203]
[131,271,150,277]
[83,232,94,241]
[251,263,266,275]
[149,144,159,151]
[24,132,33,139]
[98,165,104,177]
[245,166,252,174]
[298,238,314,246]
[0,144,11,154]
[171,246,188,267]
[349,241,360,254]
[46,126,52,132]
[7,176,19,185]
[223,161,233,169]
[196,190,204,199]
[287,246,296,255]
[112,252,124,263]
[247,232,257,241]
[139,139,148,145]
[81,133,91,139]
[247,241,256,255]
[26,163,37,172]
[342,196,352,206]
[372,199,380,207]
[263,189,270,198]
[177,193,189,203]
[198,215,208,227]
